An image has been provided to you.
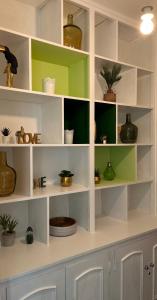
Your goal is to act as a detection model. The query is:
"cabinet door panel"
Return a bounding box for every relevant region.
[66,251,109,300]
[18,286,56,300]
[121,251,143,300]
[6,265,65,300]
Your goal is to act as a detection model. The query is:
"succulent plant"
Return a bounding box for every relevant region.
[59,170,74,177]
[0,214,18,233]
[1,127,11,136]
[100,64,122,90]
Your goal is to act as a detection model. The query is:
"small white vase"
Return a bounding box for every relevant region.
[42,77,55,94]
[2,136,10,144]
[64,129,74,144]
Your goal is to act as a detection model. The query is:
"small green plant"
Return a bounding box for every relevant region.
[1,127,11,136]
[0,214,11,232]
[0,214,18,233]
[59,170,74,177]
[100,64,122,90]
[7,218,18,233]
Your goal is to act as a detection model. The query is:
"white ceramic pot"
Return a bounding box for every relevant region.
[64,129,74,144]
[2,136,10,144]
[42,77,55,94]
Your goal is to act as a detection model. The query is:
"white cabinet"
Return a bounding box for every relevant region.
[66,250,110,300]
[6,265,65,300]
[111,233,157,300]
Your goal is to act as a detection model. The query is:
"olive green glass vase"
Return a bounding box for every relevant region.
[0,152,16,196]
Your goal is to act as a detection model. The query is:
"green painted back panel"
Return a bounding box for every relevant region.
[95,103,116,143]
[95,146,136,182]
[32,40,89,98]
[32,59,69,95]
[64,99,89,144]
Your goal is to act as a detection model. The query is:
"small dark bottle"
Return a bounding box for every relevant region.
[120,113,138,143]
[26,226,34,244]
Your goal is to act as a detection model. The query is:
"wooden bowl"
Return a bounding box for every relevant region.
[49,217,77,237]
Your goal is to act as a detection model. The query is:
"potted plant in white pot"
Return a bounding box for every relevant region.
[1,127,11,144]
[0,214,18,247]
[100,64,122,102]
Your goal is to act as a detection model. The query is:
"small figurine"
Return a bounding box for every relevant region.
[26,226,34,244]
[0,45,18,88]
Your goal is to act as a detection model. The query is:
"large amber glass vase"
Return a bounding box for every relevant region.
[0,152,16,196]
[64,14,82,50]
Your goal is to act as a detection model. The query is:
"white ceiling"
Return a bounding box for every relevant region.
[92,0,157,21]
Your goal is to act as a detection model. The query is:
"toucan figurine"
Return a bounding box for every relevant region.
[0,45,18,87]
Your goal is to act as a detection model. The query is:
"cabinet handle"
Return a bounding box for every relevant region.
[150,263,154,268]
[144,265,149,271]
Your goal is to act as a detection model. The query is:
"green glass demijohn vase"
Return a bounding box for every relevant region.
[0,151,16,196]
[103,162,116,181]
[120,113,138,143]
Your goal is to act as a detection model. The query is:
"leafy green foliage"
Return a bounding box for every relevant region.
[1,127,11,136]
[59,170,74,177]
[100,64,122,89]
[0,214,18,233]
[8,218,18,233]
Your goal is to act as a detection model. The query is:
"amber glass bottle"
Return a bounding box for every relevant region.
[64,14,82,50]
[0,152,16,196]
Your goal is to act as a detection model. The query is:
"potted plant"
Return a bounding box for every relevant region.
[100,64,122,102]
[95,168,101,184]
[0,214,18,247]
[1,127,11,144]
[59,170,74,187]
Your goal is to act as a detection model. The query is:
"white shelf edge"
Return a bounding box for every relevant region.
[33,184,89,198]
[95,178,153,190]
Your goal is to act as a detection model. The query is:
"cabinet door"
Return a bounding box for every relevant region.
[66,250,110,300]
[6,265,65,300]
[0,284,6,300]
[152,242,157,300]
[112,241,144,300]
[112,235,155,300]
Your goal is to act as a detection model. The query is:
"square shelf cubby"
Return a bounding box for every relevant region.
[64,98,89,144]
[0,96,62,145]
[95,187,127,222]
[95,102,116,144]
[128,182,153,218]
[118,22,154,70]
[137,146,153,181]
[118,106,152,144]
[137,69,154,107]
[0,29,29,90]
[63,0,89,52]
[33,146,89,197]
[49,191,89,232]
[95,13,117,59]
[0,146,31,201]
[95,57,137,105]
[0,197,48,244]
[95,146,136,186]
[0,0,62,44]
[31,39,89,98]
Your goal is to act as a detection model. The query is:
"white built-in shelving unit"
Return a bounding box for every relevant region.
[0,0,155,245]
